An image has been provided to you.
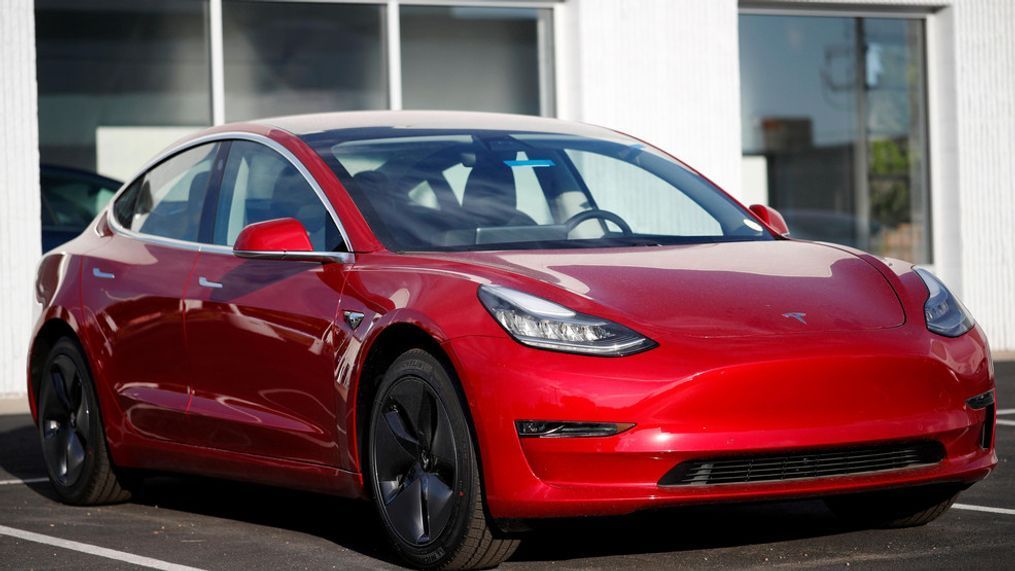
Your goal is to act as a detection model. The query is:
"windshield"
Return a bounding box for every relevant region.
[301,129,772,251]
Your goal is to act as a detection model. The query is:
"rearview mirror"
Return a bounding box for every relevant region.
[233,218,349,263]
[749,204,790,236]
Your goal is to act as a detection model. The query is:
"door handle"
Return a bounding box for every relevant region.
[92,267,115,280]
[198,276,223,289]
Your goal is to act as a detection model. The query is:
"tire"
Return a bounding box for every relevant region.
[37,337,132,505]
[824,485,961,528]
[367,349,519,569]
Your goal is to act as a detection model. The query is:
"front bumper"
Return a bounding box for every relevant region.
[443,327,996,519]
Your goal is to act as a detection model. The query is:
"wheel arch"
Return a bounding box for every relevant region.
[352,322,455,476]
[28,316,84,421]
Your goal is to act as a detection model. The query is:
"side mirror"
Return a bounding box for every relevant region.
[749,204,790,236]
[233,218,349,263]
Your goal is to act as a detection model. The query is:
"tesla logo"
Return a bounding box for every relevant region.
[782,312,808,324]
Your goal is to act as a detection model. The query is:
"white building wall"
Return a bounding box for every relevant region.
[952,0,1015,352]
[561,0,743,195]
[0,0,41,396]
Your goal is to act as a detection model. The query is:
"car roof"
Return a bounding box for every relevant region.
[40,164,123,187]
[251,110,624,140]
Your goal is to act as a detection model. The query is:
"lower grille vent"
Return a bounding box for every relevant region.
[659,441,944,487]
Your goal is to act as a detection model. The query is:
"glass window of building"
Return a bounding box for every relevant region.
[400,6,553,116]
[222,1,387,122]
[739,14,930,263]
[35,0,212,179]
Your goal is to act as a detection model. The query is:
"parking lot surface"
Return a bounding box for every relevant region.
[1,363,1012,570]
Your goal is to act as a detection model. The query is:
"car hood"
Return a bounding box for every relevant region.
[421,240,906,338]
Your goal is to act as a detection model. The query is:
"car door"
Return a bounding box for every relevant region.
[81,142,223,444]
[183,138,354,467]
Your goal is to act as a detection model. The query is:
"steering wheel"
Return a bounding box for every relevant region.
[563,209,634,236]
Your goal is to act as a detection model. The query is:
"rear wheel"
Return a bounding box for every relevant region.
[37,337,132,505]
[824,485,961,528]
[368,349,519,569]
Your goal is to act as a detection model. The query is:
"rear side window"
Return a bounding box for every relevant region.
[212,140,343,251]
[112,143,220,242]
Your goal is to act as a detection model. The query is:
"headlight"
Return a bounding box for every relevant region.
[477,285,656,356]
[914,267,974,337]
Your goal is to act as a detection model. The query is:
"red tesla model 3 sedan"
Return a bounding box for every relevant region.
[29,111,996,569]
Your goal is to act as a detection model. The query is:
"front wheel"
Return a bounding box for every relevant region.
[824,485,962,528]
[37,337,133,505]
[368,349,518,569]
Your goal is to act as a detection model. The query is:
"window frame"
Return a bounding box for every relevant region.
[208,0,560,124]
[106,131,354,260]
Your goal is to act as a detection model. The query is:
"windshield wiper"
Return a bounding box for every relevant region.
[603,236,663,247]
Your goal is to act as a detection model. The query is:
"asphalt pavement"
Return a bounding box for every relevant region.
[1,363,1012,570]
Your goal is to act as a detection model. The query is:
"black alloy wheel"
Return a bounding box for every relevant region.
[368,349,519,569]
[40,352,92,487]
[37,338,132,505]
[373,375,458,545]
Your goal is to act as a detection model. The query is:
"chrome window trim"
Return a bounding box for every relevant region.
[104,131,355,259]
[234,249,355,264]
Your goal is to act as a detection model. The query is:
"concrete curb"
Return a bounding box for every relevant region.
[994,351,1015,362]
[0,397,30,416]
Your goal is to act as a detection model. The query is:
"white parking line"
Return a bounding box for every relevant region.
[0,524,204,571]
[996,419,1015,427]
[996,408,1015,416]
[0,477,48,486]
[954,504,1015,516]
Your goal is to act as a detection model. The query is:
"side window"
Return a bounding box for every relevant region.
[113,143,220,242]
[213,140,343,251]
[407,180,440,209]
[443,163,471,205]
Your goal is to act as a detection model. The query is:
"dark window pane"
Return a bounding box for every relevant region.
[401,7,549,115]
[41,172,119,228]
[222,1,387,122]
[739,14,930,263]
[214,141,342,251]
[35,0,211,175]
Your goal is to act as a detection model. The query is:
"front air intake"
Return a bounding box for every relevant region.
[659,441,945,487]
[981,404,996,449]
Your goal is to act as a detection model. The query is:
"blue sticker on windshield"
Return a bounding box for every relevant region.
[504,159,555,168]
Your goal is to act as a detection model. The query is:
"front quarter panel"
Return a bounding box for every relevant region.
[338,252,514,470]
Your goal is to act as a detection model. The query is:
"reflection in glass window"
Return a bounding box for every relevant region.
[222,1,387,121]
[35,0,211,174]
[119,143,220,242]
[401,6,551,115]
[214,141,342,252]
[567,150,722,237]
[307,131,762,252]
[739,14,930,263]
